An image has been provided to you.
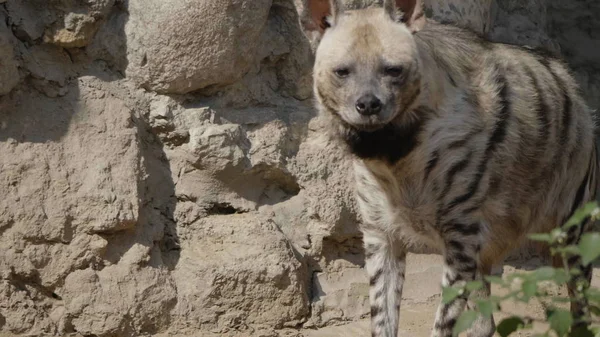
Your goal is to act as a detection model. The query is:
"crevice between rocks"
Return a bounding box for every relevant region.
[206,202,248,215]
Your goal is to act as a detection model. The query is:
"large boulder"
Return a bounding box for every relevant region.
[170,214,310,334]
[125,0,273,94]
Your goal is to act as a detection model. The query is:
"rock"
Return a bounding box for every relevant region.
[188,124,251,173]
[310,268,369,327]
[489,0,559,52]
[21,44,73,97]
[125,0,273,94]
[170,214,310,333]
[86,4,128,72]
[0,15,19,96]
[44,13,99,48]
[425,0,494,34]
[44,0,116,48]
[62,266,177,336]
[0,78,141,335]
[5,1,50,42]
[6,0,115,47]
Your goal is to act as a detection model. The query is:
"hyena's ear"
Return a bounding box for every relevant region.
[298,0,343,47]
[384,0,426,33]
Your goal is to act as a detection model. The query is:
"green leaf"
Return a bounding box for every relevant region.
[549,309,573,337]
[521,280,537,301]
[556,245,582,257]
[442,286,462,304]
[552,296,573,303]
[485,275,504,285]
[585,288,600,303]
[476,299,497,318]
[533,267,556,281]
[497,316,525,337]
[565,202,599,228]
[553,269,571,285]
[578,233,600,265]
[590,305,600,317]
[465,280,484,292]
[529,233,553,243]
[452,310,479,337]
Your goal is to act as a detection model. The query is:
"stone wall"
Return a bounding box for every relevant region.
[0,1,598,336]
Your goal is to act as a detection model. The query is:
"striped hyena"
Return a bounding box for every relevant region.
[298,0,598,336]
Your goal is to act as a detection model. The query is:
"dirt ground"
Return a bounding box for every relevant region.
[305,254,600,337]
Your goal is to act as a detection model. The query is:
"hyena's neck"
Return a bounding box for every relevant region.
[413,21,490,111]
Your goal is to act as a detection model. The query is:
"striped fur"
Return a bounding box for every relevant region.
[299,0,598,336]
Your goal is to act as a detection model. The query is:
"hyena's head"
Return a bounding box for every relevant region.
[300,0,425,131]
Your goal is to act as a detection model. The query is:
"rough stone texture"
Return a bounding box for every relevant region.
[125,0,273,94]
[424,0,494,35]
[170,214,309,334]
[490,0,600,110]
[0,12,19,95]
[44,0,116,48]
[0,0,599,336]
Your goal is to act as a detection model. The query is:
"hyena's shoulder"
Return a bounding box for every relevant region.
[482,39,591,126]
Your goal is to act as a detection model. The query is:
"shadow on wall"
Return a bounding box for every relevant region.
[0,0,130,143]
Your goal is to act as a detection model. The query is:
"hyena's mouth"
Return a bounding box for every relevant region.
[354,122,387,132]
[347,114,397,132]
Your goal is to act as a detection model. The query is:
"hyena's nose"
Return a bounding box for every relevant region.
[355,94,382,116]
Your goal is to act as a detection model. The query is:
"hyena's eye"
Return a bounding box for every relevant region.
[384,66,404,77]
[334,68,350,78]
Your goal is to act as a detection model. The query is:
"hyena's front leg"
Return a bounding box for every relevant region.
[364,231,406,337]
[465,269,495,337]
[432,223,490,337]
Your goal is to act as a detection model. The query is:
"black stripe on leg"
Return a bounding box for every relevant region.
[434,318,457,331]
[370,305,381,318]
[374,288,385,300]
[457,261,478,274]
[453,252,475,265]
[370,269,383,286]
[447,240,464,251]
